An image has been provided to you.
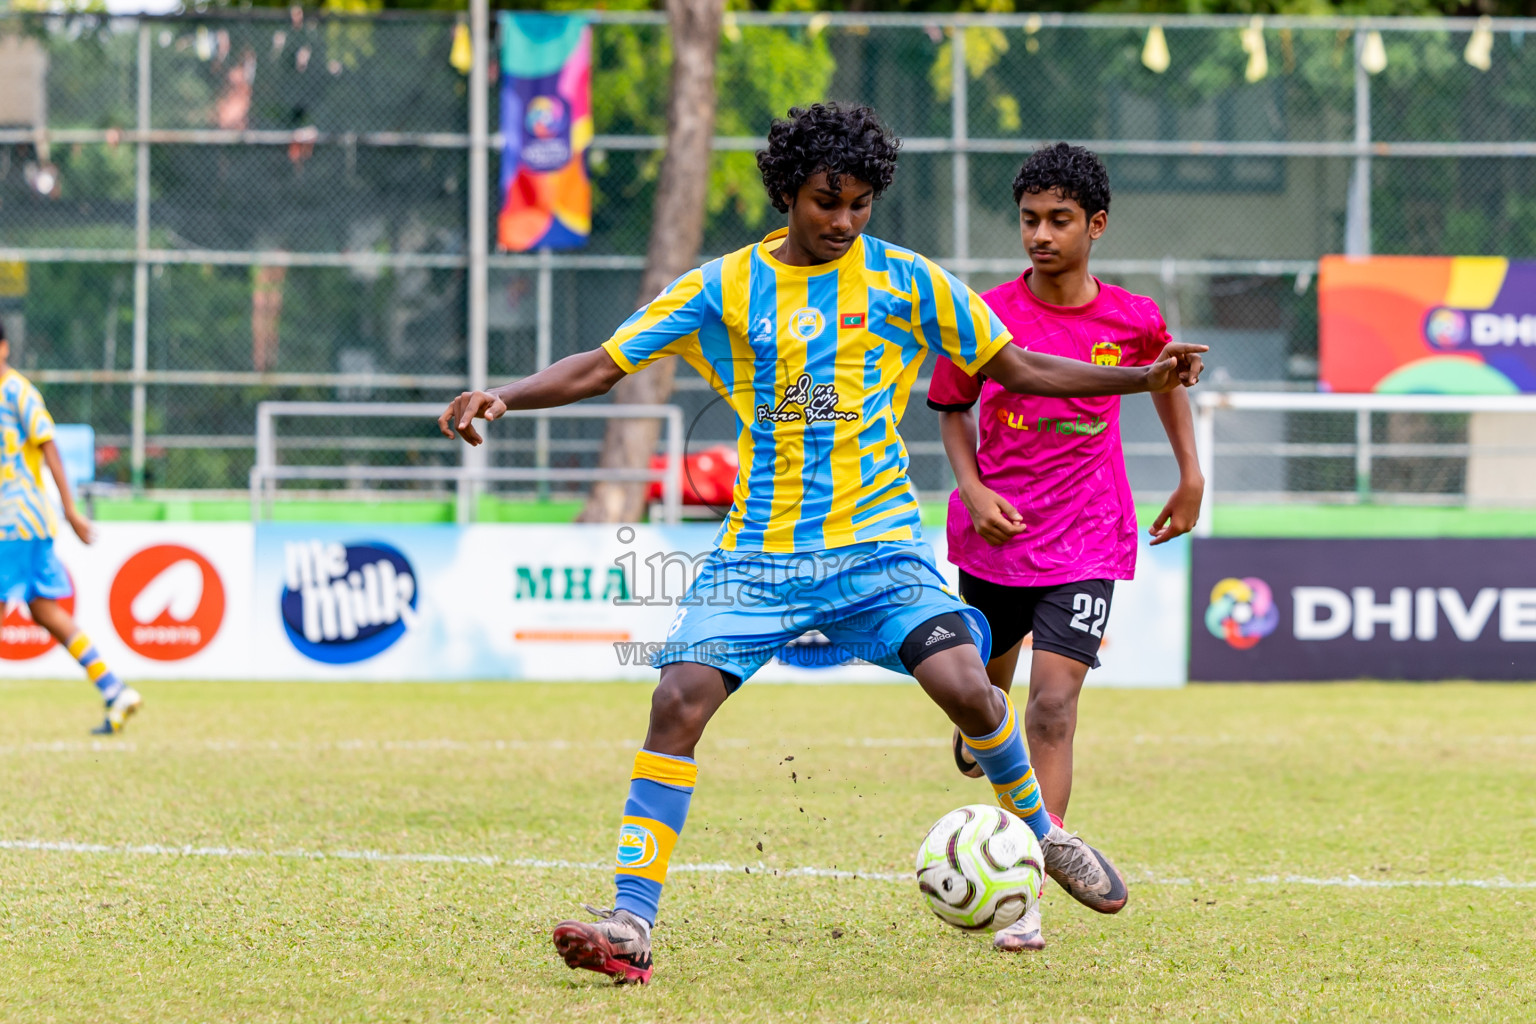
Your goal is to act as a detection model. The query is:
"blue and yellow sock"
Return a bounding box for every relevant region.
[67,633,124,703]
[613,749,697,926]
[961,692,1052,839]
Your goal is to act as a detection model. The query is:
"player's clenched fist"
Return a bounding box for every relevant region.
[1145,341,1206,392]
[960,483,1027,547]
[438,390,507,446]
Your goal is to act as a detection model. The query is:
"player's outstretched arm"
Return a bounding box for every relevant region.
[981,341,1206,398]
[1148,387,1204,545]
[438,348,627,446]
[39,439,95,544]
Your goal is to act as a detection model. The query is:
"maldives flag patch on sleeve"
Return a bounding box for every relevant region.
[840,313,866,329]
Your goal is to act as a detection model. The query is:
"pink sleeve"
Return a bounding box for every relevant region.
[926,348,984,411]
[1128,297,1171,367]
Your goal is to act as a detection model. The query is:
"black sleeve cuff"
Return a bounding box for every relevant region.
[926,399,977,412]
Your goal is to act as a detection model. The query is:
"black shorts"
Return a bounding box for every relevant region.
[957,571,1115,669]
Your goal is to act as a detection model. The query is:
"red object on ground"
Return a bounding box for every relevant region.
[646,444,738,507]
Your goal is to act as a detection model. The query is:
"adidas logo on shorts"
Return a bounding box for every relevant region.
[924,624,956,647]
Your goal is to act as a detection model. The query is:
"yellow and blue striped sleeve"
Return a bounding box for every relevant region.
[910,256,1012,376]
[19,385,54,445]
[601,266,713,375]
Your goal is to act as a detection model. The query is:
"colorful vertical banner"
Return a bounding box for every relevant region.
[1319,255,1536,394]
[497,13,592,252]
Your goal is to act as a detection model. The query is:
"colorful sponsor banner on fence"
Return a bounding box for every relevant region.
[0,523,1187,685]
[1190,538,1536,682]
[250,523,901,683]
[0,524,251,679]
[1319,255,1536,394]
[251,524,1187,685]
[496,13,592,252]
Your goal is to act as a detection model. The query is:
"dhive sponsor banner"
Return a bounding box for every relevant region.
[1319,256,1536,394]
[0,524,251,680]
[1190,538,1536,682]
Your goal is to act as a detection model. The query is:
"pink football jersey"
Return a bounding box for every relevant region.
[928,272,1171,587]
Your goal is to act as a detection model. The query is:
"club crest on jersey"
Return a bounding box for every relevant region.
[616,823,659,868]
[787,307,826,342]
[757,372,859,424]
[1091,340,1123,366]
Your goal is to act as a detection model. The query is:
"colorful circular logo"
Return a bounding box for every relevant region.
[788,307,825,342]
[109,545,225,661]
[1205,576,1279,649]
[1424,308,1467,349]
[525,95,567,140]
[0,576,73,660]
[615,823,658,868]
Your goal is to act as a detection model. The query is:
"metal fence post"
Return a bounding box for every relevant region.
[1355,407,1372,502]
[130,21,150,493]
[461,0,491,526]
[950,26,969,278]
[1194,395,1216,537]
[663,406,683,526]
[535,247,553,501]
[1344,26,1372,257]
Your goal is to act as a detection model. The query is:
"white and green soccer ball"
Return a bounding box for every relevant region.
[915,803,1045,932]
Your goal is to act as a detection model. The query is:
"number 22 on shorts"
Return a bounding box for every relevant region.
[1069,593,1107,637]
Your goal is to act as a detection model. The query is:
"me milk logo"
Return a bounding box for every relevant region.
[280,540,417,664]
[108,545,225,660]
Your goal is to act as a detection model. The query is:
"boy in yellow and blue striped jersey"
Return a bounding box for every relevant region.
[0,322,142,734]
[439,104,1205,984]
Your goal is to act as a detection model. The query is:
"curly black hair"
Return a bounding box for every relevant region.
[757,103,901,214]
[1012,142,1111,217]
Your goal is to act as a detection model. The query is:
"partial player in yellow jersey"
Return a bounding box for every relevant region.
[0,321,142,734]
[438,105,1205,984]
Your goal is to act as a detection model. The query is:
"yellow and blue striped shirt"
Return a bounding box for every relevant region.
[602,229,1011,553]
[0,369,58,541]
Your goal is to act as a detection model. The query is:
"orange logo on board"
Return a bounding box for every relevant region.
[0,577,73,660]
[109,545,225,660]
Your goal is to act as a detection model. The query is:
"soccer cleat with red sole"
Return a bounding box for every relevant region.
[552,906,653,985]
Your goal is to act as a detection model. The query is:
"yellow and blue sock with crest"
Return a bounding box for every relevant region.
[960,691,1052,839]
[613,749,697,926]
[67,633,124,703]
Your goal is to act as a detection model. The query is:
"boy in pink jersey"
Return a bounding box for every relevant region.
[929,144,1204,953]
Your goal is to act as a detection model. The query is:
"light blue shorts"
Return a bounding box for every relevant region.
[0,538,73,606]
[653,540,991,686]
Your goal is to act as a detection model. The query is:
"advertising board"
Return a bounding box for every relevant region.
[0,522,1189,685]
[1319,255,1536,394]
[0,524,252,680]
[1190,538,1536,681]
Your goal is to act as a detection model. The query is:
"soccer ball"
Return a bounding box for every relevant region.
[915,804,1045,932]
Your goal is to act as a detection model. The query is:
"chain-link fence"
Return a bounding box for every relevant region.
[1,10,1533,505]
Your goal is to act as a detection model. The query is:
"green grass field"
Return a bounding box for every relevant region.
[2,679,1533,1023]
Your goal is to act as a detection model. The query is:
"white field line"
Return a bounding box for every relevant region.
[2,838,1532,890]
[0,736,951,756]
[6,734,1536,757]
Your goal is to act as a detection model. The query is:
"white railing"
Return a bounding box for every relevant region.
[250,401,684,525]
[1192,391,1536,534]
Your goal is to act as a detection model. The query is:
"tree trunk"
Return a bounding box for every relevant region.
[577,0,724,523]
